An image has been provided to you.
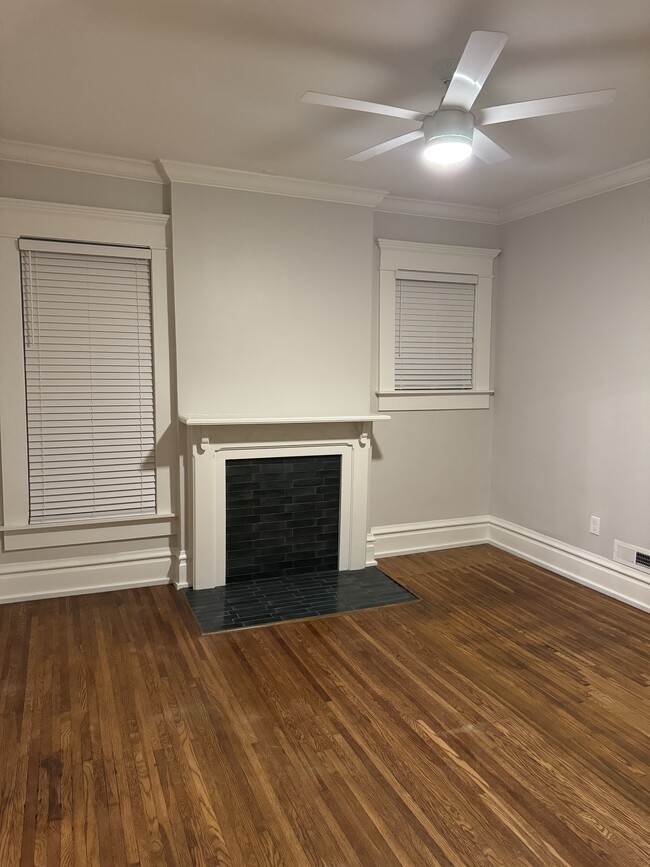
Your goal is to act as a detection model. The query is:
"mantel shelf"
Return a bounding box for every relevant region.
[179,414,390,426]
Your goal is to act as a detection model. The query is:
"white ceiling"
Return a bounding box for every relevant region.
[1,0,649,209]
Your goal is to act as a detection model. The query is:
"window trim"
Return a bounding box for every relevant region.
[377,239,500,411]
[0,197,174,549]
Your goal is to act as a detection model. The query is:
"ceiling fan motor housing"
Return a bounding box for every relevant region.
[423,109,475,147]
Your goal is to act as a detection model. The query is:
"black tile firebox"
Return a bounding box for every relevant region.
[225,454,341,583]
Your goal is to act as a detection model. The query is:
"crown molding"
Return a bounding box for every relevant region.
[156,159,387,207]
[377,160,650,224]
[377,195,499,225]
[0,138,163,184]
[2,138,648,223]
[498,159,650,224]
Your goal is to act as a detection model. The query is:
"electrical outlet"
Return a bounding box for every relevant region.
[589,515,600,535]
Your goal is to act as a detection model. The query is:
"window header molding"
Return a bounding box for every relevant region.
[377,240,500,275]
[0,197,169,249]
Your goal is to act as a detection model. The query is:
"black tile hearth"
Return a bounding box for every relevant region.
[184,566,418,633]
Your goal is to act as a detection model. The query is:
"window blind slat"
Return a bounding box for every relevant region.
[21,243,157,523]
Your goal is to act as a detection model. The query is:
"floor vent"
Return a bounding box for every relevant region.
[613,540,650,579]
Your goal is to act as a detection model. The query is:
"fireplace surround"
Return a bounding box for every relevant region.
[179,415,389,590]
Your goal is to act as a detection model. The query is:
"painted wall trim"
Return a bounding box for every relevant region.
[371,515,650,613]
[377,195,499,225]
[0,197,169,238]
[498,159,650,223]
[2,517,648,612]
[157,159,388,207]
[0,138,163,184]
[0,139,650,225]
[488,517,650,613]
[172,549,189,589]
[366,532,377,567]
[3,138,648,223]
[0,548,172,604]
[372,516,491,558]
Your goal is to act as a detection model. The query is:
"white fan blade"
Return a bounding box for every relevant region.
[474,89,616,125]
[347,130,424,161]
[301,91,425,122]
[472,129,510,163]
[441,31,508,111]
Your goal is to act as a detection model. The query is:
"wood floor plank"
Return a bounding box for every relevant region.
[1,544,649,865]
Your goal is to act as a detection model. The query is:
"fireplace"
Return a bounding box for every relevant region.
[178,415,388,590]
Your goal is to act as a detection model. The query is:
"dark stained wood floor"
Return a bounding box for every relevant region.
[1,545,649,866]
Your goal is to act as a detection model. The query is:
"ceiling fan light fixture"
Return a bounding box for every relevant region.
[422,109,474,165]
[304,31,615,167]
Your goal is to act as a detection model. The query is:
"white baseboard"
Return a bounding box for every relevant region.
[370,514,650,613]
[4,518,648,614]
[489,517,650,613]
[0,548,172,604]
[372,516,491,559]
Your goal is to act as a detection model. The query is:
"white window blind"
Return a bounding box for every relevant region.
[19,238,156,523]
[395,277,476,391]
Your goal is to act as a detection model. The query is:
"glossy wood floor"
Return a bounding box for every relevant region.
[1,545,649,866]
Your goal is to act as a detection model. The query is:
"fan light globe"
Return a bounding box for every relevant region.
[422,109,474,166]
[423,138,473,165]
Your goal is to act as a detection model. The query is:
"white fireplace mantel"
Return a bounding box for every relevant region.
[179,414,389,590]
[179,414,390,425]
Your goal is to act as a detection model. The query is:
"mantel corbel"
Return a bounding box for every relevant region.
[194,431,211,455]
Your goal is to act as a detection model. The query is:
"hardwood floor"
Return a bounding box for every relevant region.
[1,545,648,866]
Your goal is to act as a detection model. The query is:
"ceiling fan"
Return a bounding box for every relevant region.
[301,31,615,165]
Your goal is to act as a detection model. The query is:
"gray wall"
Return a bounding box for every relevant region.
[5,162,647,556]
[491,181,650,555]
[168,189,499,527]
[370,210,499,526]
[0,160,166,213]
[370,409,492,526]
[1,166,497,538]
[373,210,500,248]
[170,183,376,418]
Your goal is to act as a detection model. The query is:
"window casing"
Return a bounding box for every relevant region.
[377,240,499,411]
[0,198,173,551]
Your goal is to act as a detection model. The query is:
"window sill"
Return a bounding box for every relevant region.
[376,391,493,411]
[1,513,176,551]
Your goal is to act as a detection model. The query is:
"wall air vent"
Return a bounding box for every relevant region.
[636,551,650,570]
[613,540,650,581]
